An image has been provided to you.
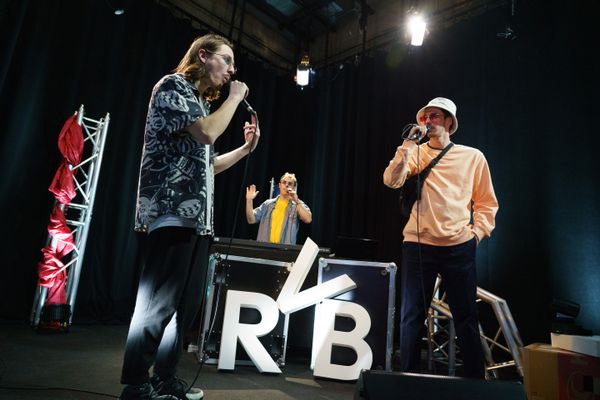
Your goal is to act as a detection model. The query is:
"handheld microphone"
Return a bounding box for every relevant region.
[224,81,256,115]
[406,124,431,141]
[242,99,256,115]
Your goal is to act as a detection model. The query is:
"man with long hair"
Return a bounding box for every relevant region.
[120,34,259,400]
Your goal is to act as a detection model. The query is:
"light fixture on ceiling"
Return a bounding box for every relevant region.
[407,14,427,46]
[106,0,126,15]
[295,54,314,89]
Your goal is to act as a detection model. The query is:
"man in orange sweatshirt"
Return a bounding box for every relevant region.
[383,97,498,379]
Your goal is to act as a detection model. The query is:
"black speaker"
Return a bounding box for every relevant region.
[354,370,526,400]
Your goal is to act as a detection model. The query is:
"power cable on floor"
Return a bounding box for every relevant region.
[0,385,119,398]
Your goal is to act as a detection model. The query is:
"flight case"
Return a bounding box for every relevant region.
[318,258,397,371]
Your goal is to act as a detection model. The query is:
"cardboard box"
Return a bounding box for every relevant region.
[522,343,600,400]
[551,333,600,358]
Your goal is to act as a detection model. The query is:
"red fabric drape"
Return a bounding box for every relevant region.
[46,279,67,305]
[48,160,76,204]
[37,247,67,304]
[37,247,66,287]
[58,114,84,165]
[37,114,84,305]
[48,204,75,257]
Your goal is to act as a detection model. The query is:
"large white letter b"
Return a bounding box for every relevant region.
[311,299,373,380]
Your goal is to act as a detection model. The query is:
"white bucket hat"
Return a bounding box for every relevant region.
[416,97,459,135]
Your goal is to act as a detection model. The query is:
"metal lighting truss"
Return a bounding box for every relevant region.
[427,276,524,378]
[31,105,110,328]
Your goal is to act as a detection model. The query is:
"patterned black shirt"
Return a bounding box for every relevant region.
[134,74,214,235]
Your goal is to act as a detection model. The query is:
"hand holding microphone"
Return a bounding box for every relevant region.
[224,80,256,117]
[390,123,431,171]
[285,185,299,202]
[404,124,431,142]
[227,80,249,103]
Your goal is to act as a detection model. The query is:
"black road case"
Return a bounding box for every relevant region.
[198,254,291,367]
[317,258,397,371]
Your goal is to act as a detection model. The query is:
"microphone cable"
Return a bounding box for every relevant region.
[186,104,259,393]
[401,123,429,359]
[412,131,428,344]
[415,141,428,346]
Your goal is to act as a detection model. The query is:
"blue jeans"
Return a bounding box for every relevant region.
[399,238,485,379]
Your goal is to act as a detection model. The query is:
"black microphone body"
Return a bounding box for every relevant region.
[407,124,431,141]
[242,99,256,115]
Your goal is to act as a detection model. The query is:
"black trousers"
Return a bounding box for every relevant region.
[121,227,210,385]
[399,238,485,379]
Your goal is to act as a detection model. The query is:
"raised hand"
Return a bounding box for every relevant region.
[243,121,260,152]
[246,184,259,200]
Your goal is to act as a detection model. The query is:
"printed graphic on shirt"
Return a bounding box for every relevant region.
[135,74,214,234]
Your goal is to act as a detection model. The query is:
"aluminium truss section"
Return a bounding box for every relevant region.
[31,105,110,329]
[426,276,524,378]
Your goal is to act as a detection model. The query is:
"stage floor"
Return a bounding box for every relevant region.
[0,322,355,400]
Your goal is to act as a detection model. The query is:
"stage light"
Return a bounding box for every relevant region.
[296,67,309,87]
[295,54,314,88]
[106,0,126,15]
[408,14,426,46]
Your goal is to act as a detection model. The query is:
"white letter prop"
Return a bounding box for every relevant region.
[312,299,373,380]
[217,290,282,373]
[277,237,356,314]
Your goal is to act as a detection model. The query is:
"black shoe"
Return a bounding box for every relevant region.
[151,375,204,400]
[120,382,178,399]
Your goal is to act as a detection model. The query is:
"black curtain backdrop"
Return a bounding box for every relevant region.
[1,0,599,346]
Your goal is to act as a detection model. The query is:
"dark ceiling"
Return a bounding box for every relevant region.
[156,0,510,72]
[245,0,369,42]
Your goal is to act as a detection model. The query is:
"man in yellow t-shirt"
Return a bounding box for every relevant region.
[245,172,312,245]
[383,97,498,379]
